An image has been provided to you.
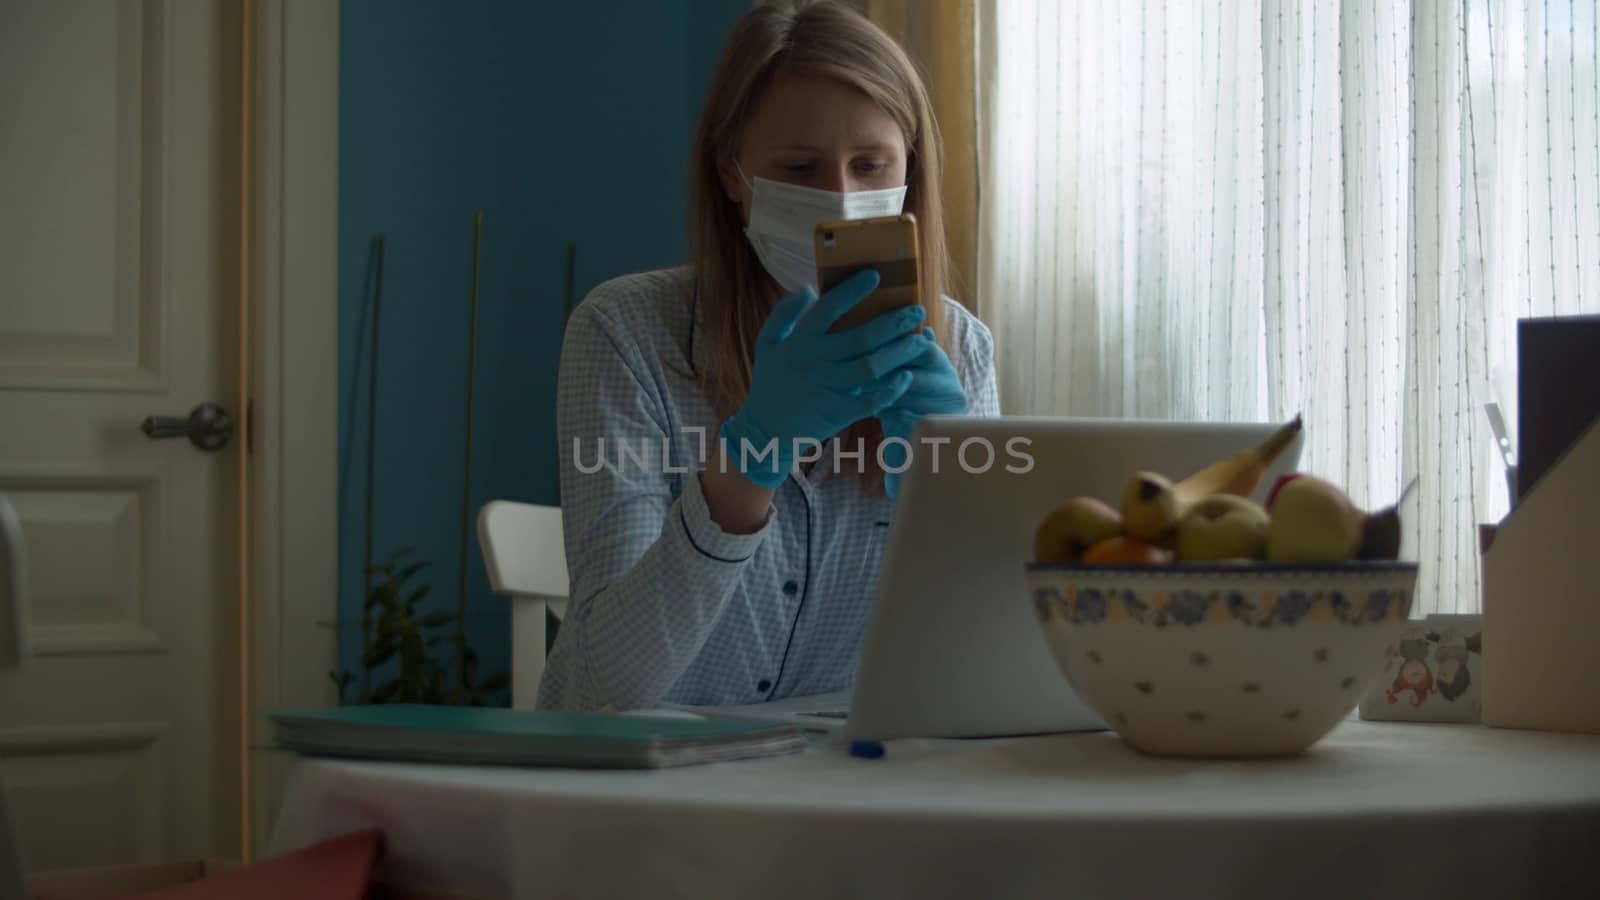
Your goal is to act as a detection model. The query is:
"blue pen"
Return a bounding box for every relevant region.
[848,739,885,759]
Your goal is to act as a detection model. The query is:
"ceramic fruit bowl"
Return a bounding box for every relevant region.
[1026,560,1418,757]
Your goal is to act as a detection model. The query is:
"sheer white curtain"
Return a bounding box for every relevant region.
[977,0,1600,616]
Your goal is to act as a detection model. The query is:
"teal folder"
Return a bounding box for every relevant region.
[271,705,807,770]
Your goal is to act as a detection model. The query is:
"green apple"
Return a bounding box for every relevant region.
[1175,494,1271,561]
[1266,475,1364,563]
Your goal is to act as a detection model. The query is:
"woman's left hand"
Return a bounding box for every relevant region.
[878,328,968,500]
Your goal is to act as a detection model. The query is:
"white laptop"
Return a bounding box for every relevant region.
[673,416,1304,740]
[1,496,30,899]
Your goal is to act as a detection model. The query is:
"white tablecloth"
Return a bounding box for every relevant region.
[268,718,1600,900]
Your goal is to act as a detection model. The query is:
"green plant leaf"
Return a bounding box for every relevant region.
[362,641,397,669]
[400,630,425,670]
[327,670,353,705]
[407,585,432,607]
[373,583,401,611]
[421,660,451,704]
[416,611,454,628]
[375,607,401,631]
[398,561,430,582]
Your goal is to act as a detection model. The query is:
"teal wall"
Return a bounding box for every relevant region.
[337,0,749,702]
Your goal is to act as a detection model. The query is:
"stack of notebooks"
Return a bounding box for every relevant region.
[271,705,807,770]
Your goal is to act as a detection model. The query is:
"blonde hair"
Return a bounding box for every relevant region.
[687,0,951,494]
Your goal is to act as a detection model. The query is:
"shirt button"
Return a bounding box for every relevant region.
[757,679,772,693]
[783,580,799,596]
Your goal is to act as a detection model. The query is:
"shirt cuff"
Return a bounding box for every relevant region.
[678,467,772,563]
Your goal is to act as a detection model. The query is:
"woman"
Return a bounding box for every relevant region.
[539,0,998,712]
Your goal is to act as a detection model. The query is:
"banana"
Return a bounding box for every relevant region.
[1179,414,1305,499]
[1121,472,1179,540]
[1120,415,1303,540]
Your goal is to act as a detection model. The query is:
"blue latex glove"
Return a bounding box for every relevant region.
[721,270,929,488]
[880,328,968,502]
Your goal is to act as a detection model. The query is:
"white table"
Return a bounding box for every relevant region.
[269,718,1600,900]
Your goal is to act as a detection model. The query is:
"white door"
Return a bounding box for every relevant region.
[0,0,243,872]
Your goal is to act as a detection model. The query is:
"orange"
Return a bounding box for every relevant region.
[1081,536,1175,565]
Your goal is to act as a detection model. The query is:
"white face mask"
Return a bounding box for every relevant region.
[741,170,907,295]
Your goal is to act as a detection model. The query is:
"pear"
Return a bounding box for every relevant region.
[1035,496,1123,562]
[1175,494,1271,561]
[1355,477,1417,561]
[1356,507,1401,560]
[1265,475,1365,563]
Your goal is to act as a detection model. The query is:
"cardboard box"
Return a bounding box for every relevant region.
[1481,420,1600,734]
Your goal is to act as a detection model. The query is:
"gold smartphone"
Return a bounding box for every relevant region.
[815,213,923,333]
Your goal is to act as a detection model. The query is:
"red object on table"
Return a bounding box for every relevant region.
[35,830,383,900]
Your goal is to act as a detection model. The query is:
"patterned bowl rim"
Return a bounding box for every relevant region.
[1026,560,1419,576]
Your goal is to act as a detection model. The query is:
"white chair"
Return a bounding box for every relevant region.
[477,501,569,709]
[1,494,31,897]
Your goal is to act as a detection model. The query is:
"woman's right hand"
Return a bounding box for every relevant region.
[719,269,927,488]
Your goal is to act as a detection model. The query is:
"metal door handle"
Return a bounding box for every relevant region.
[140,402,234,452]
